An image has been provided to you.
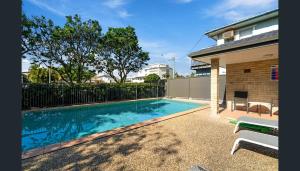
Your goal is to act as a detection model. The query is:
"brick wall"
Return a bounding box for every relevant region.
[226,59,279,112]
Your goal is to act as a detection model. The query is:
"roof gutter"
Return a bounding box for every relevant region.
[189,39,278,58]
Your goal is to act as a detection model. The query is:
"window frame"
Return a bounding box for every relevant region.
[270,65,279,81]
[238,25,255,39]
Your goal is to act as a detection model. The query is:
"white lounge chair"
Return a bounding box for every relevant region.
[233,116,278,133]
[190,165,208,171]
[231,130,278,155]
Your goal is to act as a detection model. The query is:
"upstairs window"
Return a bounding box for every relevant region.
[239,27,253,39]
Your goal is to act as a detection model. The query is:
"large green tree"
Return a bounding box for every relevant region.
[26,15,101,85]
[96,26,150,83]
[144,74,160,83]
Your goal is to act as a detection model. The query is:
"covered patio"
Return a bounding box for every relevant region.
[189,30,279,118]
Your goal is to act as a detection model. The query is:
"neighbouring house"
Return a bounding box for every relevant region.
[128,64,173,83]
[91,74,115,83]
[191,60,226,76]
[188,9,278,115]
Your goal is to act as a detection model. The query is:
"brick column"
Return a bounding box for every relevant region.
[211,58,219,115]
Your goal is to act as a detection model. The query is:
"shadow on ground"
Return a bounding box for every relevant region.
[22,125,183,170]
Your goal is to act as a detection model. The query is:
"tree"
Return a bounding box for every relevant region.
[22,73,29,84]
[162,73,170,79]
[174,72,185,78]
[28,64,61,83]
[21,14,37,58]
[27,15,102,85]
[96,26,150,83]
[186,72,197,78]
[144,74,160,83]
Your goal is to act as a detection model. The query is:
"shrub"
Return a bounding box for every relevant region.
[22,83,165,110]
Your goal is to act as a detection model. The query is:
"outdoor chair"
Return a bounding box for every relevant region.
[231,130,278,155]
[270,98,279,116]
[233,116,278,133]
[232,91,248,112]
[190,165,208,171]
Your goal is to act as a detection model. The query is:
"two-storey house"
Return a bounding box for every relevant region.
[189,9,278,115]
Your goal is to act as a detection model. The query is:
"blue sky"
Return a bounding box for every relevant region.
[22,0,278,75]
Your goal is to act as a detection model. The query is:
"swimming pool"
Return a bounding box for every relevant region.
[22,99,202,151]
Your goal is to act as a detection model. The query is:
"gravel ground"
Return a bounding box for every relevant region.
[22,108,278,171]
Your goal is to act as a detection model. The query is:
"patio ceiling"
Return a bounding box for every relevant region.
[191,43,278,68]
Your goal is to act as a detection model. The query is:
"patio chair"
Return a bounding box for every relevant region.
[190,165,208,171]
[231,130,278,155]
[233,116,278,133]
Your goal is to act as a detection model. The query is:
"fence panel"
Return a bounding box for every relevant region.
[22,83,165,110]
[166,76,226,101]
[167,79,189,98]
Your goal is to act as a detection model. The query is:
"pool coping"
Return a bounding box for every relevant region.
[22,102,210,160]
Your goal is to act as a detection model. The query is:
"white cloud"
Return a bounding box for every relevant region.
[225,0,275,8]
[102,0,133,19]
[26,0,66,16]
[103,0,127,9]
[176,0,193,3]
[163,52,178,61]
[204,0,278,21]
[26,0,132,29]
[118,10,132,18]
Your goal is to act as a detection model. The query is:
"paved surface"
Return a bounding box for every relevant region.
[22,108,278,171]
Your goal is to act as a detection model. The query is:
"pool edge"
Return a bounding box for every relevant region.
[22,104,210,160]
[22,97,169,114]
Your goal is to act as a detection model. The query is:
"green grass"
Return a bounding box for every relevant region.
[229,119,273,134]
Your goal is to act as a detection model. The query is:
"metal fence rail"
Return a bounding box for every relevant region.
[22,83,165,110]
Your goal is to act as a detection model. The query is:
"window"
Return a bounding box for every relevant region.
[239,27,253,39]
[271,65,278,81]
[224,38,234,43]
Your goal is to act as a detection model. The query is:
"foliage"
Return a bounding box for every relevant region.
[22,14,148,84]
[22,83,165,110]
[28,64,61,83]
[144,74,160,83]
[25,15,101,85]
[174,72,185,78]
[21,13,37,58]
[22,73,29,83]
[186,72,197,78]
[96,26,150,83]
[162,72,170,79]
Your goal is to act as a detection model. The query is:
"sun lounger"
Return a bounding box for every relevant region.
[234,116,278,133]
[190,165,208,171]
[231,130,278,155]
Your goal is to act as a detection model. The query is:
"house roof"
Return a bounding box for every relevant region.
[205,9,278,39]
[189,30,278,58]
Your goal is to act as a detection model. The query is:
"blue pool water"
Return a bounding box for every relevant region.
[22,99,202,151]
